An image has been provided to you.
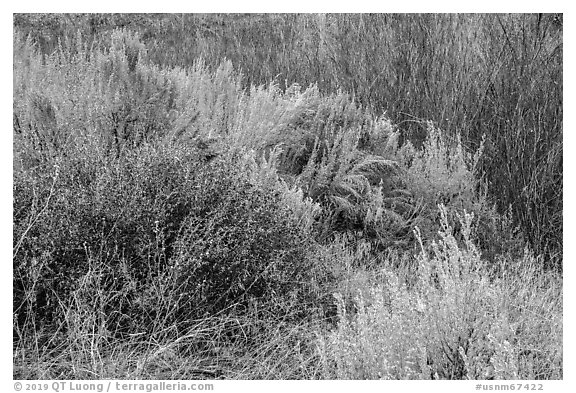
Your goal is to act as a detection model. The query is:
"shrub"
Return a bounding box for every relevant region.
[227,82,371,175]
[13,28,243,163]
[242,146,322,236]
[13,143,206,335]
[292,125,416,246]
[167,151,321,320]
[397,122,525,264]
[316,206,562,380]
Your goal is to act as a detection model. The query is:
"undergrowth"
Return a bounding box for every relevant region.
[13,21,562,380]
[316,208,562,380]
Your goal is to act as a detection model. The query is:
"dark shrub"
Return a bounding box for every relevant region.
[168,151,316,321]
[13,144,204,334]
[13,144,319,337]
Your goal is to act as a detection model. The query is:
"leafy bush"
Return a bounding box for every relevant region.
[13,144,205,334]
[227,82,371,174]
[292,126,415,246]
[168,151,322,319]
[14,144,327,342]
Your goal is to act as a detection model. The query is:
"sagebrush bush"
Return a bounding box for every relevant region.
[13,28,243,163]
[396,122,526,264]
[290,124,416,247]
[316,206,562,380]
[227,82,371,175]
[242,146,322,236]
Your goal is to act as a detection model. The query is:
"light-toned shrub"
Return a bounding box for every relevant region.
[395,121,525,263]
[316,206,562,380]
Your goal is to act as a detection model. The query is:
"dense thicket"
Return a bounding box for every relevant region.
[13,14,562,379]
[13,13,563,264]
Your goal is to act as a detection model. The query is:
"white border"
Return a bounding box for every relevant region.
[4,6,572,391]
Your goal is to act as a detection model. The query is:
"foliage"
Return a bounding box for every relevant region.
[316,207,562,380]
[13,17,562,380]
[167,151,322,319]
[14,145,203,333]
[16,12,559,262]
[13,28,242,165]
